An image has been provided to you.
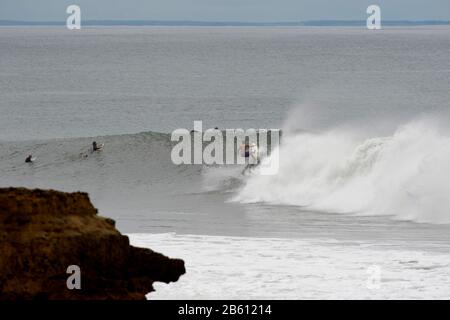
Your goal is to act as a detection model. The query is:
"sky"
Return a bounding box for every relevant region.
[1,0,449,22]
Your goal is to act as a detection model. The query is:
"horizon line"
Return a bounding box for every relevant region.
[2,19,450,27]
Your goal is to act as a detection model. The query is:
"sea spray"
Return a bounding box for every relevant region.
[233,119,450,224]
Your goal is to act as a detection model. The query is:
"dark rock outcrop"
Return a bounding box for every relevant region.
[0,188,185,300]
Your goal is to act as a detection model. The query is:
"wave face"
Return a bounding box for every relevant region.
[0,130,247,232]
[0,131,183,191]
[0,131,207,221]
[233,119,450,224]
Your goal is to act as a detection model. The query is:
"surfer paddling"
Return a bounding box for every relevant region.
[25,154,35,163]
[78,141,104,158]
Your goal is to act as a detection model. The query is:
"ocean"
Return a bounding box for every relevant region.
[1,26,450,299]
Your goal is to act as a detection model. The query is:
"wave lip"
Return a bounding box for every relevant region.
[233,119,450,224]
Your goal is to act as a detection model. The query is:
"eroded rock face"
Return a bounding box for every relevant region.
[0,188,185,300]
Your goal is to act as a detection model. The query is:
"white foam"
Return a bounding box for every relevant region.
[129,233,450,299]
[233,119,450,224]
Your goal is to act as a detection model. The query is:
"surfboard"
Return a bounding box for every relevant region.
[93,143,104,151]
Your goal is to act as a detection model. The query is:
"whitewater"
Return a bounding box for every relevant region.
[130,233,450,300]
[234,118,450,224]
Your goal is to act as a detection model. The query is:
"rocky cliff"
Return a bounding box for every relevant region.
[0,187,185,300]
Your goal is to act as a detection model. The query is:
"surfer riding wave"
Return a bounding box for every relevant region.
[240,142,260,174]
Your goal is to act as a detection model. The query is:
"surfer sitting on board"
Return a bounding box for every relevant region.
[92,141,104,152]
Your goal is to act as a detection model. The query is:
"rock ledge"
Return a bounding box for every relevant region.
[0,188,185,300]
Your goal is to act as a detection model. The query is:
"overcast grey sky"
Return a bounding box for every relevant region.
[0,0,449,22]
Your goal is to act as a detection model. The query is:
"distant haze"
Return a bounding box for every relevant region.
[1,0,450,22]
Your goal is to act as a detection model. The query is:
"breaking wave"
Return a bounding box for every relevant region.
[233,119,450,224]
